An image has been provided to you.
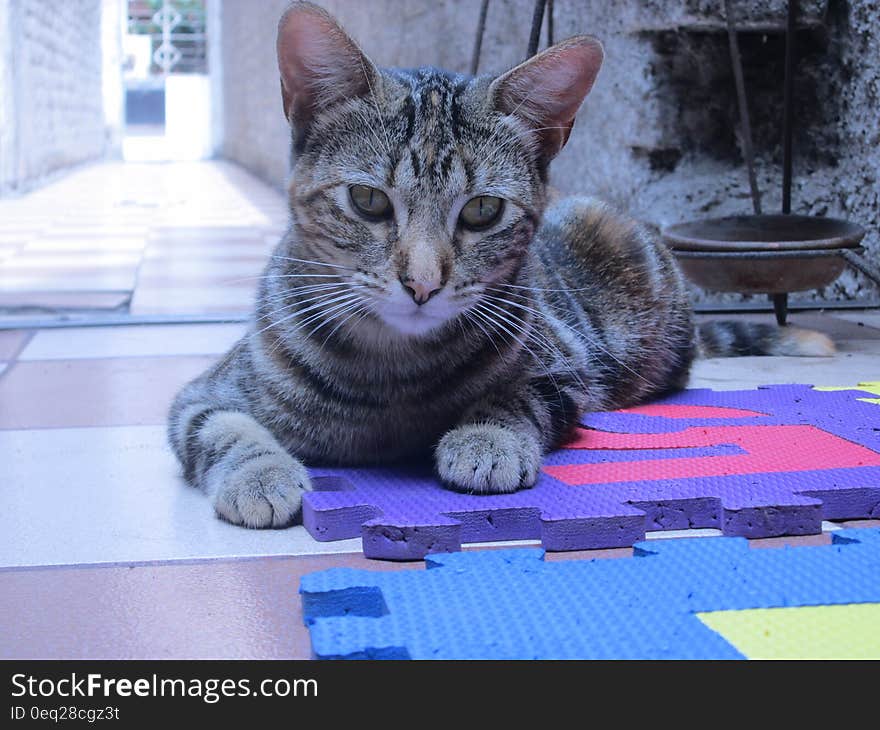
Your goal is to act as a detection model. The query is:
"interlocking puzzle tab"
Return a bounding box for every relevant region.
[304,384,880,559]
[300,529,880,659]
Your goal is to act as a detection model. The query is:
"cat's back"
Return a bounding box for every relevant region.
[529,194,695,402]
[532,194,686,303]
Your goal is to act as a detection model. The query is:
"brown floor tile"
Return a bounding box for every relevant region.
[0,552,412,659]
[0,355,215,429]
[835,519,880,529]
[748,532,833,549]
[3,519,878,659]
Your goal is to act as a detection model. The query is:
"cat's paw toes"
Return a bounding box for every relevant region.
[436,424,541,494]
[212,455,311,528]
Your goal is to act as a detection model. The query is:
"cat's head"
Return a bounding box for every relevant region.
[276,1,603,338]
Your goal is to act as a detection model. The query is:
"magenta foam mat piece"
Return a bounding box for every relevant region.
[303,384,880,559]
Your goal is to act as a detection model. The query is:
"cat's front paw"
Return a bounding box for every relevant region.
[436,424,541,494]
[212,454,311,528]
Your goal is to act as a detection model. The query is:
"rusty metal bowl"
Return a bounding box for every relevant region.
[662,214,866,294]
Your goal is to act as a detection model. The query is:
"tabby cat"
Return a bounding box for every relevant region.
[168,1,833,528]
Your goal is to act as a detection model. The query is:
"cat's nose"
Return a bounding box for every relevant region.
[400,277,443,305]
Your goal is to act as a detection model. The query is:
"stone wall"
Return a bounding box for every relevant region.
[0,0,106,195]
[217,0,879,303]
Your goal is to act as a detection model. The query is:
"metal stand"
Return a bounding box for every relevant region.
[772,293,789,326]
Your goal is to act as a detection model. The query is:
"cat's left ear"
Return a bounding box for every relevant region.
[489,36,604,160]
[276,2,379,130]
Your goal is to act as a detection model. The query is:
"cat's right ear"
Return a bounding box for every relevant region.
[276,2,378,129]
[489,36,604,161]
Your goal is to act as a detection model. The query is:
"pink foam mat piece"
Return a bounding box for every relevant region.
[303,384,880,559]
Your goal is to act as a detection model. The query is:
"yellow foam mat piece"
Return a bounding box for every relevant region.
[814,381,880,405]
[697,603,880,659]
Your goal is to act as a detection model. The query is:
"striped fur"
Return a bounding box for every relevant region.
[698,321,835,358]
[168,2,833,528]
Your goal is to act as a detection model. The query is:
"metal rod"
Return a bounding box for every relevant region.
[469,0,491,75]
[527,0,547,58]
[724,0,762,215]
[841,249,880,288]
[692,299,880,314]
[772,293,789,325]
[546,0,554,47]
[0,312,249,332]
[782,0,798,214]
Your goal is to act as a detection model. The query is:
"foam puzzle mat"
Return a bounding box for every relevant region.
[300,528,880,659]
[304,383,880,560]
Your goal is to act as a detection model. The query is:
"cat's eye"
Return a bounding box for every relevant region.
[459,196,504,230]
[349,185,392,220]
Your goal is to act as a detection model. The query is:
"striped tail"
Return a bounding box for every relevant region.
[698,321,836,358]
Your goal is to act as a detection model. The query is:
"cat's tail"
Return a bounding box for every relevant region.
[697,321,835,358]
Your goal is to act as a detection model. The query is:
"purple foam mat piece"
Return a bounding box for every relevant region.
[303,384,880,559]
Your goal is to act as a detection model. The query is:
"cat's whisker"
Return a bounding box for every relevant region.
[473,300,572,388]
[237,273,348,282]
[476,294,593,391]
[470,303,568,403]
[257,286,367,324]
[294,292,365,329]
[257,281,356,308]
[472,304,577,418]
[357,57,392,156]
[262,293,367,360]
[484,285,574,318]
[301,295,367,337]
[318,301,371,351]
[255,282,362,313]
[255,291,363,337]
[459,309,505,360]
[482,290,653,387]
[472,80,555,162]
[269,255,359,271]
[264,280,354,296]
[349,106,388,161]
[478,293,589,391]
[487,280,595,293]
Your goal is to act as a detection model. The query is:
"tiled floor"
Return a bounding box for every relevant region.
[1,160,879,658]
[0,161,287,318]
[0,309,877,568]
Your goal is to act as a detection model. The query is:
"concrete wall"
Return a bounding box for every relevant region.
[0,0,106,195]
[218,0,880,303]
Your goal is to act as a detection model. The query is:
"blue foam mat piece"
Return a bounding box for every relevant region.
[300,528,880,659]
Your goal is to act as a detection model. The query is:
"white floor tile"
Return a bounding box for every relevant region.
[833,310,880,329]
[0,272,137,292]
[3,253,143,270]
[689,340,880,390]
[137,258,267,278]
[19,323,248,361]
[130,286,257,313]
[144,244,273,260]
[644,528,723,540]
[24,239,147,253]
[0,426,362,568]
